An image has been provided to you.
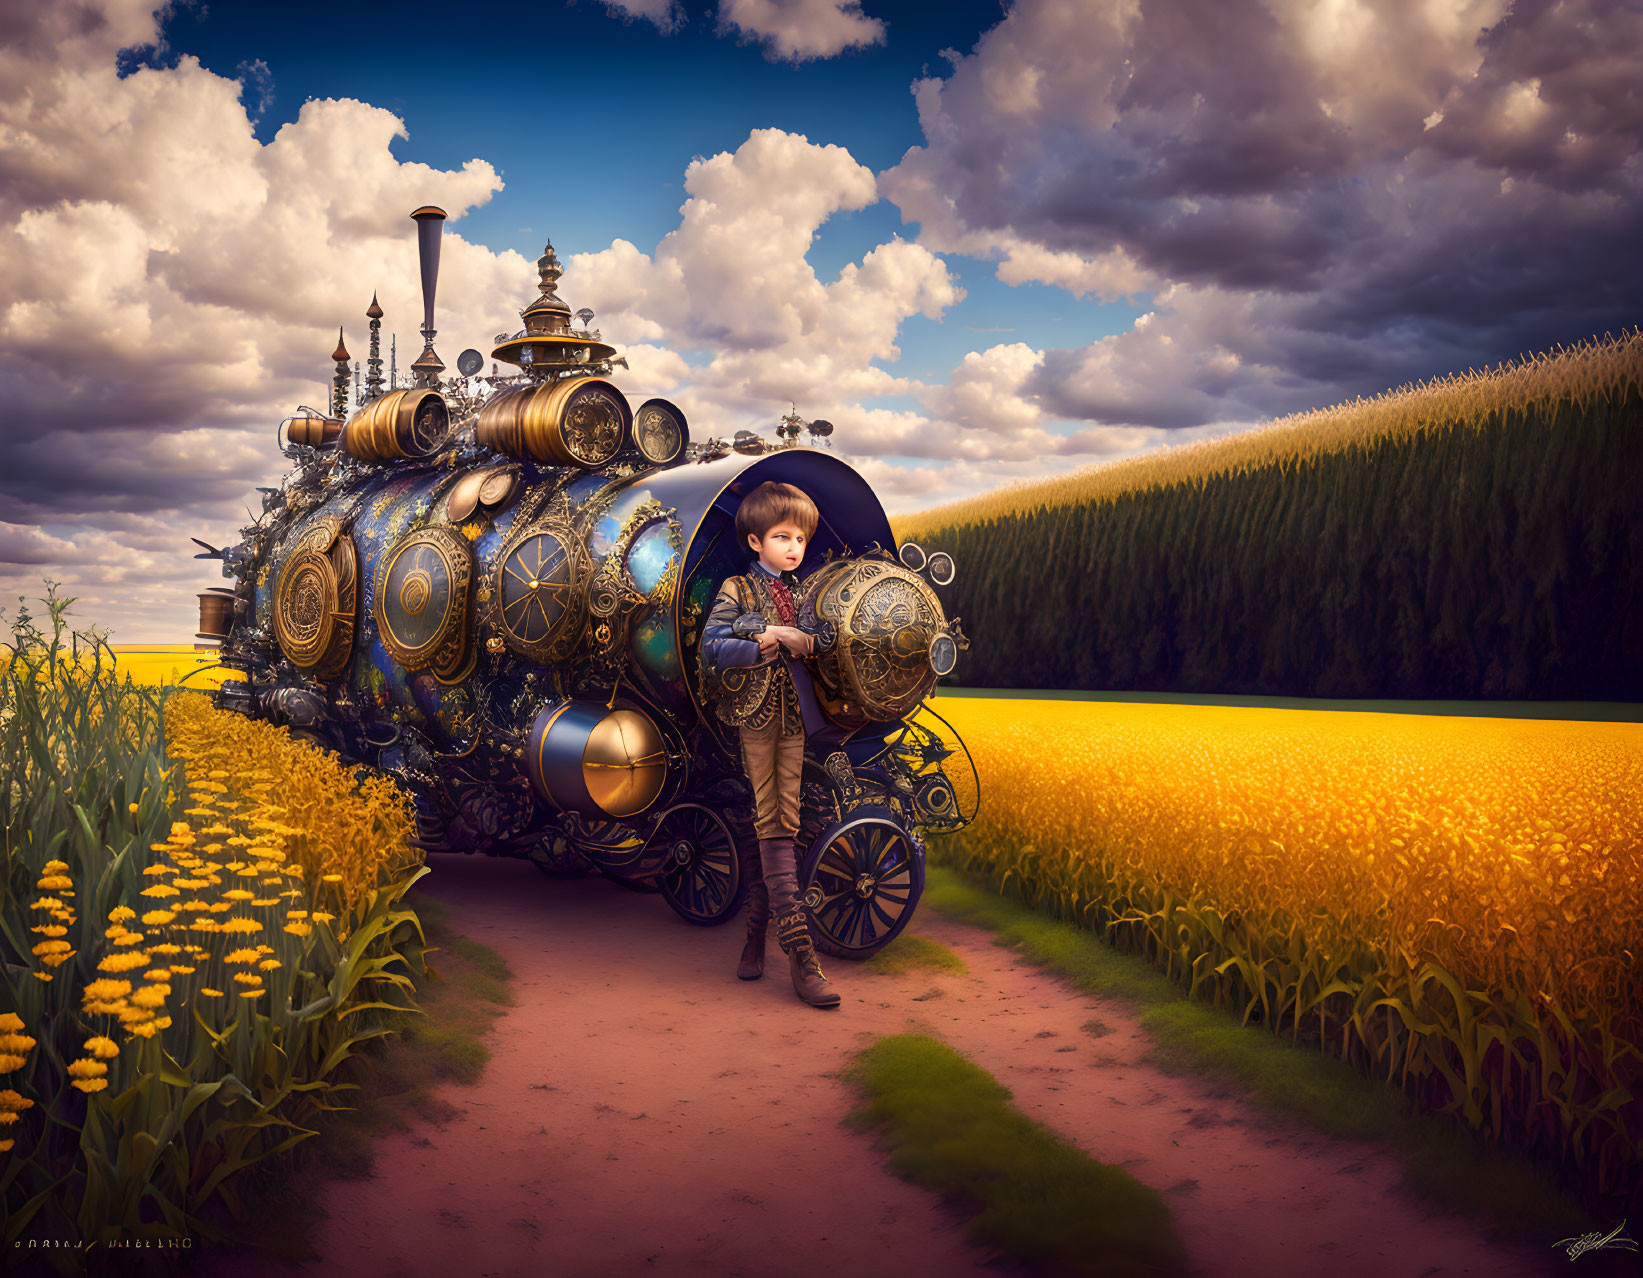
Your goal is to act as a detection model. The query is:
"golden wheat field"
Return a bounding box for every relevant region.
[926,694,1643,1184]
[106,644,243,689]
[930,696,1642,995]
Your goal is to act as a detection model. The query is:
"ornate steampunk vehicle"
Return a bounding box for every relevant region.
[196,206,976,958]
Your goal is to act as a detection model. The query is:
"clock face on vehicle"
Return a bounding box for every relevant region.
[633,398,687,465]
[498,530,576,648]
[374,527,472,672]
[274,547,339,668]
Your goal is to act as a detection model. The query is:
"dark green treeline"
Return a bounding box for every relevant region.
[930,389,1642,699]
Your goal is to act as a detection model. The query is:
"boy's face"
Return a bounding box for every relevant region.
[749,519,807,574]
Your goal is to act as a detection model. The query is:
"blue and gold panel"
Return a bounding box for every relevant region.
[562,471,618,521]
[625,516,687,708]
[500,533,574,643]
[586,479,657,560]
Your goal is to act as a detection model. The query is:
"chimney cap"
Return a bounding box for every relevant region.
[332,326,350,362]
[410,205,448,221]
[366,291,383,319]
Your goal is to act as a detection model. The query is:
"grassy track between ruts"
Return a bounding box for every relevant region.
[842,1032,1190,1278]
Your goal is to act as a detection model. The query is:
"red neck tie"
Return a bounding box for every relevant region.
[767,574,796,627]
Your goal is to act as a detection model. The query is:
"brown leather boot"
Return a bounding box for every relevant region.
[737,912,766,980]
[738,880,769,980]
[774,909,840,1008]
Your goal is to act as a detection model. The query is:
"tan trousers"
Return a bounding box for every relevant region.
[738,715,805,923]
[738,714,804,840]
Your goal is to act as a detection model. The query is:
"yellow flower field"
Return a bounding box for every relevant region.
[927,695,1642,1189]
[109,645,243,689]
[1,644,247,689]
[2,589,429,1249]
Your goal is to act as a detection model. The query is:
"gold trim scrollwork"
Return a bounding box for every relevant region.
[579,496,676,675]
[274,547,338,668]
[805,559,944,721]
[311,532,358,681]
[297,515,344,555]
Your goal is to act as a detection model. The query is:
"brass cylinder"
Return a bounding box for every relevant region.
[286,411,342,448]
[526,698,668,820]
[475,385,527,459]
[341,388,450,461]
[197,592,233,639]
[476,377,629,468]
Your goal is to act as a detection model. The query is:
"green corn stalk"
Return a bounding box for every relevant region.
[2,584,438,1256]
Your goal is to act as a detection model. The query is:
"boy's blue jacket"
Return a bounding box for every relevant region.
[701,559,846,748]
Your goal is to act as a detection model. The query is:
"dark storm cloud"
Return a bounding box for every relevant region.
[883,0,1643,428]
[0,424,269,519]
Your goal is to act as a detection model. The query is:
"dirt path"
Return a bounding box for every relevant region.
[200,854,1565,1278]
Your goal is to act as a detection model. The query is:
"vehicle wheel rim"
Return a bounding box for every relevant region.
[807,819,916,954]
[657,808,738,921]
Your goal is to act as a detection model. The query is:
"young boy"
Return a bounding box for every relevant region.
[697,480,841,1009]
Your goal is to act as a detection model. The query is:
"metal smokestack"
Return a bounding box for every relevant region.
[409,205,447,388]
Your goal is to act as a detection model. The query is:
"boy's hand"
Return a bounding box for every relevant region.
[771,625,812,657]
[755,628,782,655]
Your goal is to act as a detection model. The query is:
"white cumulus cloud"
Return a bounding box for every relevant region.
[716,0,886,62]
[600,0,688,34]
[563,127,961,433]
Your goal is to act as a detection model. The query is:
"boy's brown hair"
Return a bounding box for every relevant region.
[735,481,818,546]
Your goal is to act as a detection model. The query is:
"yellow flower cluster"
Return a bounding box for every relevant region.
[81,894,178,1043]
[74,781,309,1036]
[27,859,78,979]
[0,1013,38,1153]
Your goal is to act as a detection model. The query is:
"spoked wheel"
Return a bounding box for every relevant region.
[799,807,923,959]
[651,803,745,926]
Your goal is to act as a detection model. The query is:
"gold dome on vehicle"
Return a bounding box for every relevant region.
[491,239,618,371]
